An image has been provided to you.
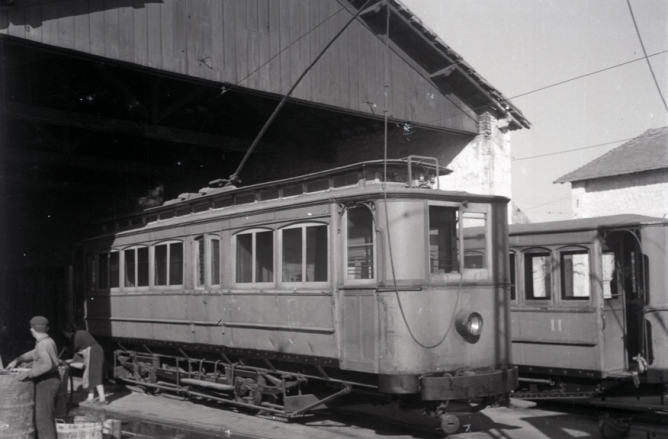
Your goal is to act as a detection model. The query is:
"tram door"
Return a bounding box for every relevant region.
[602,231,646,372]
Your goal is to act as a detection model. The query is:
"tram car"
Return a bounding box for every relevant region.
[508,215,668,399]
[77,157,516,433]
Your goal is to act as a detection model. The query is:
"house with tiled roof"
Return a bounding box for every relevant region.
[555,127,668,219]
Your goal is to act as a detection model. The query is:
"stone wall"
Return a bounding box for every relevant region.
[571,170,668,219]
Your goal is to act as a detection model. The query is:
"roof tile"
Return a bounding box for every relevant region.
[555,127,668,183]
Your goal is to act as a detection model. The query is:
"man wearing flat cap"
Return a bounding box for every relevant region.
[7,316,61,439]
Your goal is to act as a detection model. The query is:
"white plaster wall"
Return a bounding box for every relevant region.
[571,170,668,219]
[439,113,512,199]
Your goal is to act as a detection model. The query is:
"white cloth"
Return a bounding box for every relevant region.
[81,347,91,390]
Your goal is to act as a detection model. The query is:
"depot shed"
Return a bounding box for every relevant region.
[0,0,529,355]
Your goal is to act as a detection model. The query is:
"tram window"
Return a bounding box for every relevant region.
[561,251,590,300]
[236,230,274,283]
[154,242,183,286]
[195,237,205,287]
[429,206,458,273]
[124,247,149,288]
[97,251,119,289]
[211,238,221,285]
[282,225,328,283]
[525,253,551,299]
[509,253,516,300]
[347,207,374,280]
[461,212,487,269]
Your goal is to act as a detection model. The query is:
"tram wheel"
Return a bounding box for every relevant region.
[440,414,460,434]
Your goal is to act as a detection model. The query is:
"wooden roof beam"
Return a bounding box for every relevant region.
[0,101,332,161]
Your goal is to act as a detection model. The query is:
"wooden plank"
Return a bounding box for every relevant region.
[88,0,105,56]
[324,1,337,106]
[246,0,259,89]
[256,0,270,91]
[210,0,224,82]
[363,25,378,115]
[337,9,350,110]
[222,0,237,83]
[313,0,327,103]
[295,0,310,101]
[57,0,75,50]
[278,0,291,94]
[186,0,207,78]
[146,0,161,68]
[287,0,301,98]
[7,6,25,39]
[41,1,59,46]
[172,0,187,75]
[104,0,120,60]
[160,0,175,72]
[133,0,148,66]
[307,1,320,104]
[267,0,280,93]
[234,0,248,87]
[347,17,359,113]
[117,0,134,62]
[73,0,89,52]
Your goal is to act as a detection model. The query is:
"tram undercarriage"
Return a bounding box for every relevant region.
[111,339,509,433]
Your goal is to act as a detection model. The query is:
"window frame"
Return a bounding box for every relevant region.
[558,246,592,302]
[96,250,120,291]
[193,235,222,289]
[279,221,330,288]
[233,228,276,287]
[153,240,185,288]
[428,201,491,284]
[343,206,376,285]
[509,251,517,302]
[121,245,150,291]
[522,248,554,302]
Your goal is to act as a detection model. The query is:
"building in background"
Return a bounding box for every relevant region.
[555,127,668,219]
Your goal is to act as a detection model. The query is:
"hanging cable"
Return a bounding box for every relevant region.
[380,2,457,349]
[424,48,668,127]
[227,0,372,185]
[512,138,634,162]
[626,0,668,113]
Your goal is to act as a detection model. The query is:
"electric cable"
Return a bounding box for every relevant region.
[626,0,668,113]
[512,138,634,161]
[424,48,668,127]
[380,3,458,350]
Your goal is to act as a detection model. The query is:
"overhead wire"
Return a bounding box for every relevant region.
[424,48,668,127]
[626,0,668,113]
[512,138,634,161]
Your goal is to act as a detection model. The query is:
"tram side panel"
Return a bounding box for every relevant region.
[509,231,605,374]
[642,224,668,383]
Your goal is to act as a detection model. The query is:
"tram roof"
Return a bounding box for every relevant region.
[509,214,668,236]
[89,159,515,238]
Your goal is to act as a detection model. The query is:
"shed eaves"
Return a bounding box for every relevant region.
[554,127,668,184]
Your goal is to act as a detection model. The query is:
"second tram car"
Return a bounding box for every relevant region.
[77,158,517,433]
[508,215,668,399]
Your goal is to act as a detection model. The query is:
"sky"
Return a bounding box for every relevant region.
[402,0,668,222]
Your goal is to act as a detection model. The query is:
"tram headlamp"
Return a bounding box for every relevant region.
[455,311,484,338]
